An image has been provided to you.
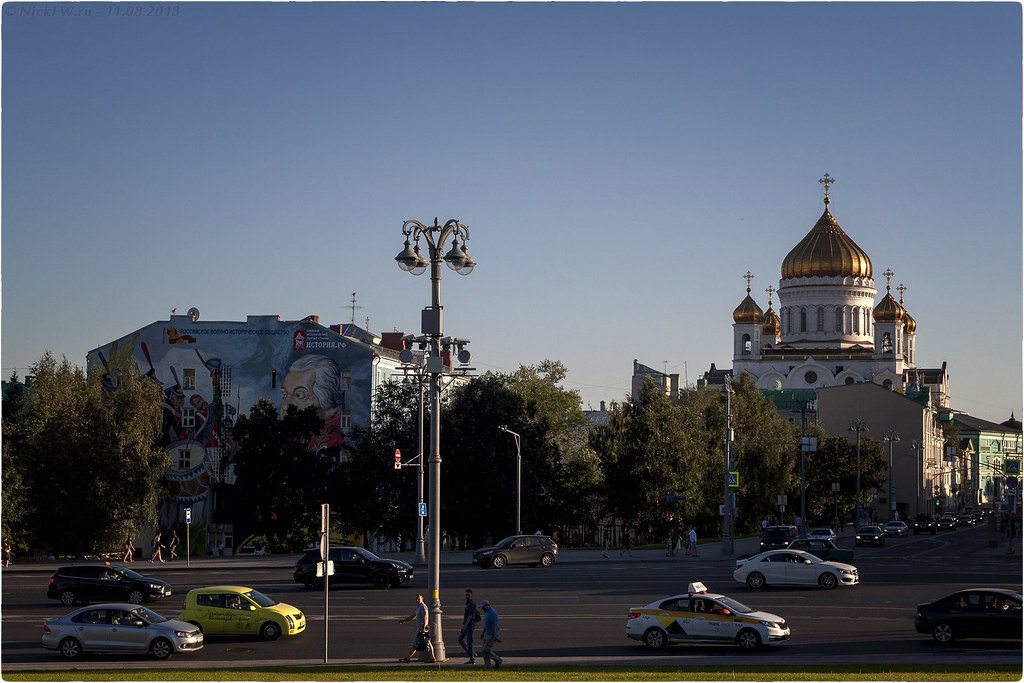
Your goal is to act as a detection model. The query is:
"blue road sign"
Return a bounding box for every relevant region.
[664,495,686,502]
[418,502,427,517]
[728,472,740,487]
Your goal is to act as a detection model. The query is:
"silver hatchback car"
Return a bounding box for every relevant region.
[42,603,203,659]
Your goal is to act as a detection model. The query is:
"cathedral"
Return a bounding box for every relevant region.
[717,175,949,407]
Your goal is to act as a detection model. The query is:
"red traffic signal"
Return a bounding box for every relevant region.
[394,449,401,470]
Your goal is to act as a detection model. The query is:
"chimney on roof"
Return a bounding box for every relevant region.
[600,400,606,412]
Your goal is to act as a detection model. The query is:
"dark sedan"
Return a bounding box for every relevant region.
[293,546,413,590]
[913,514,936,535]
[785,538,855,564]
[916,589,1022,644]
[47,565,171,606]
[855,526,885,546]
[956,514,976,527]
[473,535,558,568]
[937,515,957,531]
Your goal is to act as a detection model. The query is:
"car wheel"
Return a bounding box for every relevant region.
[642,627,667,650]
[818,572,838,590]
[59,637,82,659]
[303,575,321,590]
[59,590,77,606]
[150,637,173,660]
[746,572,766,589]
[491,554,507,569]
[736,628,762,651]
[540,552,555,568]
[128,589,146,605]
[932,621,954,644]
[373,573,391,590]
[260,621,282,641]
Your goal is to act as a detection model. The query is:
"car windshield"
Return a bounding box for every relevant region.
[353,547,380,561]
[715,597,754,614]
[119,567,146,580]
[244,590,276,608]
[810,529,831,535]
[130,606,166,623]
[885,522,901,527]
[859,527,881,533]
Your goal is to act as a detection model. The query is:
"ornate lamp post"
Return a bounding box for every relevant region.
[883,429,900,521]
[849,420,869,527]
[395,217,475,661]
[499,426,522,535]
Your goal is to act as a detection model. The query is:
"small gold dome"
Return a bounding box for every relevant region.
[762,305,781,335]
[903,309,917,333]
[873,291,905,323]
[733,292,764,324]
[781,198,873,280]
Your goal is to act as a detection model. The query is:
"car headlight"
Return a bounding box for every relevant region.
[174,630,190,637]
[285,615,295,627]
[758,619,782,629]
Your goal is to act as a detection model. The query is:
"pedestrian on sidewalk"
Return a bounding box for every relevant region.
[602,534,609,558]
[148,531,165,563]
[398,593,436,663]
[458,588,478,664]
[688,526,699,557]
[2,538,12,567]
[620,531,632,558]
[122,535,135,563]
[666,530,677,557]
[480,599,502,669]
[168,530,180,561]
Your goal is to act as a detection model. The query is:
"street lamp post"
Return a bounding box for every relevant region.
[911,439,924,516]
[721,377,735,555]
[499,427,522,535]
[883,430,899,521]
[402,365,428,566]
[395,217,476,661]
[849,420,869,528]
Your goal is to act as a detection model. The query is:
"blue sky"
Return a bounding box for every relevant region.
[3,2,1021,421]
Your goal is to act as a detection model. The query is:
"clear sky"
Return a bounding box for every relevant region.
[3,2,1021,422]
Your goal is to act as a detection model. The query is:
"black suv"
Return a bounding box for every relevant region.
[759,525,799,552]
[47,565,171,606]
[472,535,558,569]
[913,514,937,535]
[294,546,413,590]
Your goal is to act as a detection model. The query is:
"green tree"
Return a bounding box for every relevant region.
[17,353,167,557]
[803,427,887,524]
[2,371,31,551]
[232,399,334,552]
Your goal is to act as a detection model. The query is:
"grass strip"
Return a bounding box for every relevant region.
[4,664,1020,681]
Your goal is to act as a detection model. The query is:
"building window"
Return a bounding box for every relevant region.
[178,449,191,469]
[804,371,818,384]
[882,332,893,353]
[183,369,195,390]
[845,376,855,385]
[853,307,860,334]
[800,308,807,333]
[340,410,352,429]
[817,307,825,332]
[883,379,893,389]
[340,371,352,390]
[742,334,751,355]
[835,307,843,332]
[182,407,195,428]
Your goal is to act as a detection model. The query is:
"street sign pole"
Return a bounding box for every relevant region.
[184,508,191,569]
[321,503,329,664]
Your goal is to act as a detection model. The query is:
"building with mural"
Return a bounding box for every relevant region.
[86,311,435,553]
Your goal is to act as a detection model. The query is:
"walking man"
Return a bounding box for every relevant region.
[398,593,436,663]
[688,526,699,557]
[148,531,164,563]
[458,588,478,664]
[168,530,180,561]
[619,531,632,558]
[480,599,502,669]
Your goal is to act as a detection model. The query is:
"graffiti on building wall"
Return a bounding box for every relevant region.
[87,319,370,524]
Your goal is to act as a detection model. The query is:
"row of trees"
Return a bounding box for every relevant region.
[2,353,893,556]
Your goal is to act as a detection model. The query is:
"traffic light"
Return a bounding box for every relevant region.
[935,499,941,507]
[394,448,402,470]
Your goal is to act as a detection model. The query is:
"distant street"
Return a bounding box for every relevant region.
[3,525,1020,670]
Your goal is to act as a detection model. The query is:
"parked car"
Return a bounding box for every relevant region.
[916,589,1022,644]
[855,526,885,546]
[883,521,909,537]
[786,538,855,564]
[47,565,171,606]
[807,528,837,544]
[913,514,937,535]
[41,603,202,660]
[235,544,265,556]
[626,581,790,651]
[733,550,858,590]
[179,586,304,640]
[293,546,413,590]
[759,525,800,552]
[937,515,958,531]
[956,514,976,527]
[473,535,558,569]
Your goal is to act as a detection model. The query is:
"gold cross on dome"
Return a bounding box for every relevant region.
[765,285,776,306]
[883,268,894,291]
[897,283,907,304]
[743,271,754,292]
[818,173,836,198]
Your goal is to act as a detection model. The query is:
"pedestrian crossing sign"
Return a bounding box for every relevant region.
[1005,459,1021,476]
[728,471,739,487]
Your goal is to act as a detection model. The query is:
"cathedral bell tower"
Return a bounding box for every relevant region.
[733,271,764,361]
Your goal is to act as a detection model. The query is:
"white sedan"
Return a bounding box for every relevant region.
[626,583,790,651]
[807,528,837,544]
[733,549,859,590]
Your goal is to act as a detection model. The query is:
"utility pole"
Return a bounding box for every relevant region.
[722,378,735,555]
[883,430,900,521]
[850,420,869,528]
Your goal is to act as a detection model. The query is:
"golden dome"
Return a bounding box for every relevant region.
[873,290,905,323]
[781,198,873,280]
[902,308,917,333]
[733,290,764,324]
[762,304,781,335]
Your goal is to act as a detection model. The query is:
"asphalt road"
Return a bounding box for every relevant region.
[2,524,1021,670]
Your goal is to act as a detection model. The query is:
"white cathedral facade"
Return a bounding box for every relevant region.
[721,176,949,407]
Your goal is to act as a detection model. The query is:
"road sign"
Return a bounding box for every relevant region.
[777,494,787,506]
[831,482,841,492]
[664,495,686,501]
[394,449,402,470]
[1005,459,1021,476]
[418,502,427,517]
[728,472,739,487]
[801,437,818,452]
[1007,476,1019,489]
[185,508,191,524]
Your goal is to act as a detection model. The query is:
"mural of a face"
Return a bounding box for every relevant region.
[281,368,321,418]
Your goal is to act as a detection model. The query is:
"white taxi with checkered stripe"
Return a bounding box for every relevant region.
[626,582,790,651]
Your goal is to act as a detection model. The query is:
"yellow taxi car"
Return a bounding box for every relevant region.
[179,586,305,640]
[626,582,790,651]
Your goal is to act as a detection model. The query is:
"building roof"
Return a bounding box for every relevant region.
[952,413,1023,436]
[780,198,872,280]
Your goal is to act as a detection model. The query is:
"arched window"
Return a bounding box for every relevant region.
[800,308,807,333]
[845,376,855,385]
[882,332,893,353]
[853,307,860,334]
[883,379,893,389]
[742,333,751,355]
[835,306,843,332]
[817,307,825,332]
